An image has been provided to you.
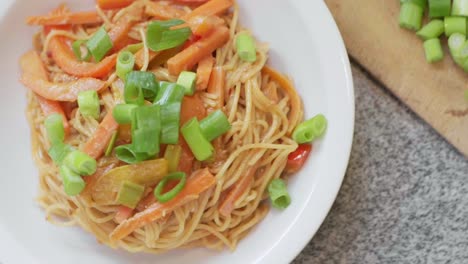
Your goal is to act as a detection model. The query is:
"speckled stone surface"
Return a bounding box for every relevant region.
[292,62,468,264]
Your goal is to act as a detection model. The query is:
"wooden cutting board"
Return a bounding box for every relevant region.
[325,0,468,157]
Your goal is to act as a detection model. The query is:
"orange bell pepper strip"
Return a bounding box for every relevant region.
[19,50,106,102]
[167,26,229,75]
[97,0,134,10]
[110,168,216,241]
[196,55,215,90]
[48,36,117,78]
[82,111,119,160]
[219,165,257,217]
[26,11,102,26]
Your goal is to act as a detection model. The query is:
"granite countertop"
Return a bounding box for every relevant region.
[293,62,468,264]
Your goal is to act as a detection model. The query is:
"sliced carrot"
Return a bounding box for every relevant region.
[172,15,225,37]
[114,206,134,223]
[196,55,215,90]
[20,50,105,101]
[49,36,117,78]
[110,168,216,241]
[183,34,202,49]
[183,0,232,20]
[97,0,134,10]
[134,49,159,69]
[43,4,72,34]
[167,26,229,75]
[219,165,257,217]
[108,2,144,52]
[180,93,207,124]
[145,1,188,20]
[262,66,302,134]
[26,11,102,26]
[207,66,225,108]
[82,111,119,159]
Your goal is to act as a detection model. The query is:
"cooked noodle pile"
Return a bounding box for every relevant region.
[26,0,303,252]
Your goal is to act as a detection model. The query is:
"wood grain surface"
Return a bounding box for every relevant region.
[325,0,468,157]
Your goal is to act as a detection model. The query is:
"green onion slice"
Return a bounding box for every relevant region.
[113,104,138,124]
[147,19,192,52]
[72,39,91,61]
[199,110,231,142]
[115,144,153,164]
[116,181,145,209]
[181,117,214,161]
[124,43,144,54]
[399,2,424,31]
[416,20,445,40]
[78,90,100,119]
[452,0,468,16]
[154,172,187,203]
[63,150,97,176]
[236,33,257,62]
[268,178,291,209]
[154,82,185,105]
[448,33,466,65]
[45,113,65,145]
[423,38,444,63]
[177,71,197,96]
[60,165,86,196]
[164,145,182,172]
[86,27,113,62]
[429,0,451,18]
[48,143,75,166]
[444,16,467,36]
[125,71,159,103]
[292,114,328,144]
[117,51,135,81]
[160,102,181,145]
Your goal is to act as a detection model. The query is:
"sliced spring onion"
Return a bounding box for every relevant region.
[131,105,161,156]
[177,71,197,96]
[464,89,468,101]
[424,38,444,62]
[236,32,257,62]
[44,113,65,145]
[48,143,74,165]
[181,117,214,161]
[124,43,144,54]
[444,16,467,36]
[125,71,159,102]
[429,0,451,18]
[268,178,291,209]
[199,110,231,142]
[147,19,192,52]
[86,27,113,62]
[400,0,428,9]
[105,131,118,157]
[115,144,153,164]
[116,181,145,209]
[132,104,160,131]
[448,33,466,64]
[117,51,135,81]
[124,72,145,105]
[63,150,97,176]
[60,165,86,196]
[160,102,181,145]
[154,172,187,203]
[113,104,138,124]
[78,90,100,119]
[417,20,445,40]
[292,114,328,144]
[72,39,91,61]
[154,82,185,105]
[452,0,468,16]
[164,145,182,172]
[399,2,424,31]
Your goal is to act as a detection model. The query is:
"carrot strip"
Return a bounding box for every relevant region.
[207,66,225,108]
[108,2,144,52]
[82,111,119,159]
[196,55,215,90]
[262,66,302,134]
[181,93,207,124]
[110,168,216,241]
[49,36,117,78]
[114,206,134,223]
[167,26,229,75]
[219,165,257,217]
[97,0,134,10]
[43,4,72,34]
[20,51,106,101]
[183,0,232,20]
[26,11,102,26]
[145,1,188,20]
[172,15,225,37]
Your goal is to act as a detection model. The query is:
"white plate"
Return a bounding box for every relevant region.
[0,0,354,263]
